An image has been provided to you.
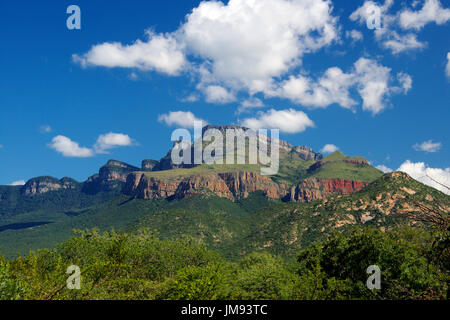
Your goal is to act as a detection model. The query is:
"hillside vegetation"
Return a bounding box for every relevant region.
[0,225,447,300]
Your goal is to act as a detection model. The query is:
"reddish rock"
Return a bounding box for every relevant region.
[290,178,369,202]
[124,171,288,201]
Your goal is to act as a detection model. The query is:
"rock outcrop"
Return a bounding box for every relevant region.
[344,159,370,166]
[124,171,367,203]
[124,171,288,201]
[291,146,323,161]
[22,176,79,196]
[82,160,139,194]
[290,178,369,203]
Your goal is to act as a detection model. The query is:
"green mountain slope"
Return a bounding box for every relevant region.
[0,171,447,260]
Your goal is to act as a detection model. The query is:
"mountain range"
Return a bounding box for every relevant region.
[0,125,448,259]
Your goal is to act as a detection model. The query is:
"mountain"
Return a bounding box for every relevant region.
[1,170,446,260]
[3,124,444,259]
[82,160,140,194]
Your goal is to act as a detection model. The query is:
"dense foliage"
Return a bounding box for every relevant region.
[0,226,447,300]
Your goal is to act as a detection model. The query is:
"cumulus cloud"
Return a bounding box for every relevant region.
[94,133,134,154]
[376,164,393,173]
[346,30,364,42]
[202,85,236,104]
[396,72,413,93]
[270,66,357,109]
[74,0,338,101]
[73,31,186,75]
[48,135,95,158]
[73,0,412,114]
[398,160,450,195]
[320,144,339,154]
[446,52,450,77]
[353,58,393,114]
[413,140,442,153]
[241,108,315,134]
[180,0,338,93]
[271,57,409,114]
[9,180,26,186]
[381,32,426,54]
[158,111,206,128]
[237,97,265,114]
[350,0,435,54]
[399,0,450,30]
[49,133,134,157]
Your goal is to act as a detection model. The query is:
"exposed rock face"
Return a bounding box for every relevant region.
[292,146,323,161]
[98,160,139,182]
[22,177,79,196]
[154,125,322,171]
[344,159,370,165]
[124,171,367,203]
[82,160,139,194]
[290,178,369,203]
[124,171,288,201]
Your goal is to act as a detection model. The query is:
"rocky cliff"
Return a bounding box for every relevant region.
[124,171,288,201]
[290,178,369,202]
[22,176,79,196]
[82,160,140,194]
[124,170,368,203]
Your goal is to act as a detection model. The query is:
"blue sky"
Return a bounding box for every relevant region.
[0,0,449,190]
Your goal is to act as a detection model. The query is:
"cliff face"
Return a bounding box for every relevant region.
[124,171,367,203]
[292,146,323,161]
[290,178,369,202]
[82,160,140,194]
[124,171,288,201]
[22,177,79,196]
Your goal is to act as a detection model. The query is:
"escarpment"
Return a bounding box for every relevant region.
[289,178,369,202]
[124,171,289,201]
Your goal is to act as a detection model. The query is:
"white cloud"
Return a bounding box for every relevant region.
[350,0,394,26]
[94,133,134,154]
[9,180,26,186]
[270,66,357,109]
[73,0,412,114]
[73,31,186,75]
[237,97,265,113]
[241,108,315,133]
[320,144,339,154]
[269,57,409,114]
[350,0,432,54]
[381,32,426,54]
[49,133,134,157]
[376,164,393,173]
[181,93,200,103]
[48,135,95,158]
[396,72,413,93]
[158,111,206,128]
[202,85,236,104]
[413,140,442,153]
[180,0,338,93]
[399,0,450,30]
[353,58,393,114]
[398,160,450,195]
[346,30,363,42]
[446,52,450,77]
[74,0,338,102]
